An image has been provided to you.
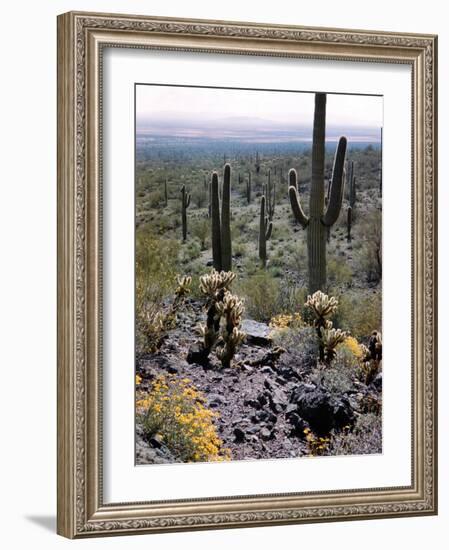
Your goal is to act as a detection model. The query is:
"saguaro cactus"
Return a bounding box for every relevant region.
[180,184,191,242]
[347,160,356,208]
[246,172,252,204]
[255,151,261,174]
[347,206,352,242]
[258,195,273,267]
[263,170,276,221]
[288,93,347,293]
[211,164,232,271]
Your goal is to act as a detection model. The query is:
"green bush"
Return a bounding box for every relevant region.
[333,291,381,341]
[237,270,281,322]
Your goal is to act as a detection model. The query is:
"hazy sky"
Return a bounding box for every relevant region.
[136,85,383,129]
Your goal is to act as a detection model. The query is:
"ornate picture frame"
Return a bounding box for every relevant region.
[57,11,437,538]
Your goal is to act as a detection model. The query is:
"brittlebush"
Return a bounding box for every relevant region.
[137,375,231,463]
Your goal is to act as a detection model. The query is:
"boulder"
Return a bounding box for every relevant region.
[186,343,209,366]
[233,427,246,443]
[292,388,354,434]
[241,320,272,346]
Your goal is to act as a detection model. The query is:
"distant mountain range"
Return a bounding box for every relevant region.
[136,115,381,144]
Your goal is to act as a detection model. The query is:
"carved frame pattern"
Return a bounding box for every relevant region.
[57,11,437,538]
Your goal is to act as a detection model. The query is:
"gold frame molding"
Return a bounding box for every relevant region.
[57,11,438,539]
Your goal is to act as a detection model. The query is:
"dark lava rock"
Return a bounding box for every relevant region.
[261,366,275,375]
[257,393,268,407]
[244,398,261,409]
[285,403,298,416]
[233,427,246,443]
[290,383,316,403]
[208,393,226,408]
[186,343,209,366]
[293,388,354,434]
[260,427,274,441]
[287,413,309,438]
[148,433,164,448]
[372,372,382,391]
[166,364,179,374]
[241,320,272,347]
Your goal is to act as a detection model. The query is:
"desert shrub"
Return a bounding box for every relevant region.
[192,186,207,209]
[191,218,209,250]
[137,375,231,462]
[148,190,164,208]
[136,276,191,353]
[333,292,381,341]
[339,336,365,361]
[136,231,180,306]
[329,413,382,456]
[291,242,307,278]
[233,241,247,258]
[237,271,281,322]
[179,240,201,264]
[327,257,353,288]
[272,325,318,372]
[310,350,356,396]
[356,209,382,283]
[269,312,303,332]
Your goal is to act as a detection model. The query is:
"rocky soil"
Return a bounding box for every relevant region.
[136,299,382,464]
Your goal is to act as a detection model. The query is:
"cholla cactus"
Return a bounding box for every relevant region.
[198,270,236,356]
[320,324,348,364]
[215,292,246,368]
[305,290,339,362]
[199,270,235,298]
[174,275,192,299]
[305,290,338,321]
[369,330,382,360]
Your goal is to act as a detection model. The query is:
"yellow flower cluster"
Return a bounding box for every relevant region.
[339,335,364,360]
[269,312,303,331]
[135,374,142,385]
[137,375,231,463]
[304,428,330,456]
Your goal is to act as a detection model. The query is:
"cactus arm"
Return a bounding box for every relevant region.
[288,186,309,228]
[322,136,347,227]
[288,168,299,192]
[266,220,273,241]
[186,193,191,208]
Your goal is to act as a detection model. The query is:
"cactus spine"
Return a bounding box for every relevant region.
[211,164,232,271]
[258,195,273,267]
[180,184,191,242]
[288,93,347,293]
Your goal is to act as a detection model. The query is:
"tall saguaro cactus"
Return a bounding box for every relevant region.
[180,184,191,242]
[246,172,252,204]
[259,195,273,267]
[288,93,347,293]
[347,160,356,208]
[211,164,232,271]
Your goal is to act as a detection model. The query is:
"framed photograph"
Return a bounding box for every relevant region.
[57,11,438,538]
